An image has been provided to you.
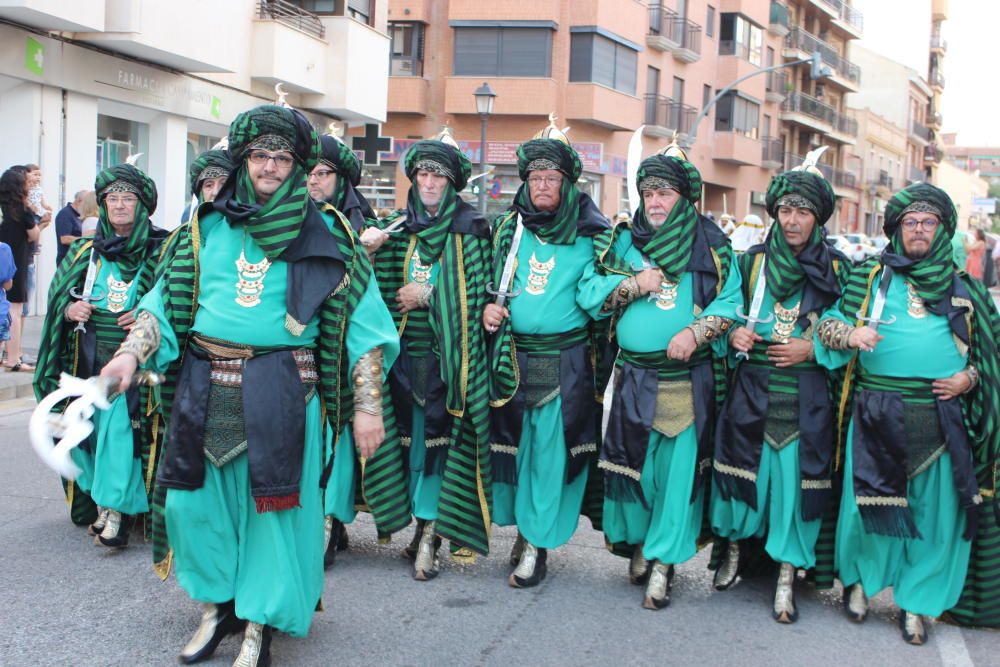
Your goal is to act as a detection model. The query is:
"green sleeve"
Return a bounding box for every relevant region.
[700,256,744,358]
[813,298,854,370]
[345,268,400,378]
[135,281,181,373]
[577,247,629,321]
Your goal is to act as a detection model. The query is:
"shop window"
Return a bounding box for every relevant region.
[96,115,149,173]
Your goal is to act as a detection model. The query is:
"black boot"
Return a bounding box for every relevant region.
[233,622,272,667]
[324,518,346,570]
[178,600,246,664]
[97,512,132,548]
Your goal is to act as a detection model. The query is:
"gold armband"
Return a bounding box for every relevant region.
[353,347,384,416]
[602,276,641,313]
[114,311,160,365]
[686,315,734,347]
[816,319,854,351]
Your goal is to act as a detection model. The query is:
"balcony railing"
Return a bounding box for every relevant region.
[785,152,834,180]
[785,28,861,85]
[766,70,788,94]
[833,168,858,189]
[644,94,698,135]
[867,169,893,189]
[929,70,945,89]
[817,0,864,32]
[770,0,789,29]
[908,166,926,183]
[927,109,943,127]
[781,92,859,138]
[671,18,703,55]
[257,0,325,39]
[647,4,679,35]
[834,114,859,137]
[931,34,947,51]
[925,144,944,163]
[762,137,784,165]
[910,120,932,142]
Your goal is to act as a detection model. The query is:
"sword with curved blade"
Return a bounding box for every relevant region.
[29,371,164,479]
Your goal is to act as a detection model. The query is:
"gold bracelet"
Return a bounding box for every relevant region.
[816,318,854,351]
[964,364,979,393]
[353,347,384,416]
[687,315,734,347]
[114,311,160,365]
[602,276,641,313]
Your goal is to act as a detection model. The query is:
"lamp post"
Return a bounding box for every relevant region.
[473,81,497,215]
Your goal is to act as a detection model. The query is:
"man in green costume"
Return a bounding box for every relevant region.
[598,143,742,610]
[360,127,493,579]
[101,104,403,666]
[711,158,850,622]
[34,163,167,546]
[189,148,234,205]
[483,117,648,588]
[815,182,1000,644]
[308,131,375,232]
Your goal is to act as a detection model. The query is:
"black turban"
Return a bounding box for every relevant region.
[227,104,322,170]
[635,154,702,204]
[765,170,836,225]
[516,138,582,183]
[95,163,157,214]
[188,149,234,197]
[404,139,472,191]
[319,135,362,187]
[884,182,957,238]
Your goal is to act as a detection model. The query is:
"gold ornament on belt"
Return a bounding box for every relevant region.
[906,283,927,319]
[652,278,679,310]
[105,274,133,314]
[771,300,800,342]
[235,240,272,308]
[526,252,556,295]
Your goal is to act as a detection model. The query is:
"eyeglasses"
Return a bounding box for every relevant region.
[309,169,336,179]
[900,217,939,231]
[105,195,139,206]
[526,176,562,187]
[247,151,295,168]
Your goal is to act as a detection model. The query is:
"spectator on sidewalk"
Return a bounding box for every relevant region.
[963,228,986,281]
[0,240,15,362]
[22,164,51,319]
[0,167,40,371]
[80,190,100,237]
[55,190,86,265]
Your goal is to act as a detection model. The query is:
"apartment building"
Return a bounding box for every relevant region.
[380,0,863,226]
[0,0,390,314]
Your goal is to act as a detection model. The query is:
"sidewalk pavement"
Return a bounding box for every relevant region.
[0,315,42,402]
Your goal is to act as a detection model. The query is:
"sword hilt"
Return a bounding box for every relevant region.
[734,305,775,326]
[854,311,896,331]
[485,281,522,302]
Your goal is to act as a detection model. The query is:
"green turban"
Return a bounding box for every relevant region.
[95,163,157,213]
[227,104,322,171]
[765,170,836,225]
[404,139,472,191]
[516,138,582,183]
[319,135,362,186]
[188,149,234,197]
[635,154,702,204]
[884,182,957,238]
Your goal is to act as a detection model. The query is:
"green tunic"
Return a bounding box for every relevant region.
[139,210,398,637]
[709,283,822,569]
[69,259,150,516]
[816,271,971,616]
[492,232,621,549]
[603,230,741,564]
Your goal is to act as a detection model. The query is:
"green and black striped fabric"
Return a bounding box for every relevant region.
[145,204,410,576]
[371,210,495,556]
[830,257,1000,625]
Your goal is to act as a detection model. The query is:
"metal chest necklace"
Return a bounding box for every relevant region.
[235,228,272,308]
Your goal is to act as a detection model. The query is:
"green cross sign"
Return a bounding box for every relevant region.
[25,37,44,76]
[210,96,222,119]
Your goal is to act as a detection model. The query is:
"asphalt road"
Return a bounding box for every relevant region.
[1,400,997,667]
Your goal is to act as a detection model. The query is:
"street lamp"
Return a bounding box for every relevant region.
[473,81,497,215]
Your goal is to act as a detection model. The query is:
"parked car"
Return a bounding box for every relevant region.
[827,234,873,263]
